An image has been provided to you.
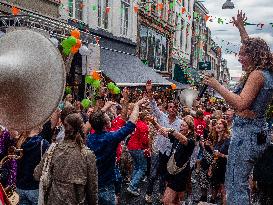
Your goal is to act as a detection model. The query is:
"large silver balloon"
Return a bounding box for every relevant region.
[0,29,65,131]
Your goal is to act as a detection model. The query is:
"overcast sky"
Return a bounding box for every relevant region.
[203,0,273,77]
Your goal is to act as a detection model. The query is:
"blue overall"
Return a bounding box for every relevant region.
[225,70,273,205]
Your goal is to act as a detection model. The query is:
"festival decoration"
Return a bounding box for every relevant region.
[171,84,177,90]
[71,39,82,54]
[85,75,94,85]
[61,36,77,55]
[81,99,91,109]
[71,29,81,39]
[11,6,20,15]
[107,82,121,95]
[91,70,101,80]
[65,86,72,94]
[133,5,139,13]
[113,87,121,94]
[107,82,116,90]
[91,80,101,89]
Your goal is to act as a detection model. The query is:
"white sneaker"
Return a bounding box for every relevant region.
[127,187,140,196]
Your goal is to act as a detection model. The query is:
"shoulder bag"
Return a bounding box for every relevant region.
[167,143,189,175]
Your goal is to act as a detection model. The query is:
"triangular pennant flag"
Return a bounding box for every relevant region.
[133,5,139,13]
[205,15,210,22]
[106,7,110,14]
[11,6,20,15]
[218,18,224,24]
[181,7,186,14]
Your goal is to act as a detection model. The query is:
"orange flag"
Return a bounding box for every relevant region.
[205,15,210,22]
[181,7,186,14]
[133,5,139,13]
[11,6,20,15]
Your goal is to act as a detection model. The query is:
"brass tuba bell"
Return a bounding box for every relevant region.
[0,29,66,131]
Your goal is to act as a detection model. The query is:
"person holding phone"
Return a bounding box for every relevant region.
[203,11,273,204]
[209,119,230,204]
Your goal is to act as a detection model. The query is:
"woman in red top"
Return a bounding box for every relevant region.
[127,112,150,196]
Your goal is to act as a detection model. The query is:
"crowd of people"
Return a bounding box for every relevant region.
[0,79,272,205]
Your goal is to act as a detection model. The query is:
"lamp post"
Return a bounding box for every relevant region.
[222,0,235,9]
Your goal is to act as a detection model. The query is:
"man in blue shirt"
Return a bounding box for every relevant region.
[87,98,148,205]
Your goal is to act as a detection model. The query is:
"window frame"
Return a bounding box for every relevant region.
[120,0,130,36]
[68,0,83,20]
[139,25,168,72]
[98,0,110,30]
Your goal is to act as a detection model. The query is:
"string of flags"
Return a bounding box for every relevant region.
[59,1,273,29]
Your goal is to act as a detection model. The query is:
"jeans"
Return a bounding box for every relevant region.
[114,166,122,195]
[225,116,269,205]
[146,153,166,196]
[98,184,115,205]
[129,150,147,192]
[17,188,38,205]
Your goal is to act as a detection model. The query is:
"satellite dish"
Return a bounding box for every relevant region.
[222,0,235,9]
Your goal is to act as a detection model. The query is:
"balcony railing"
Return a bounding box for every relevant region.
[0,15,99,44]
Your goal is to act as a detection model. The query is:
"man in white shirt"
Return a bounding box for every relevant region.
[145,81,182,203]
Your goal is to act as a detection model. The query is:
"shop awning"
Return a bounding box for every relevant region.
[100,48,172,86]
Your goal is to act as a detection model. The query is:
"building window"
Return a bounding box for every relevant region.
[186,23,190,51]
[180,18,184,49]
[120,0,130,36]
[174,14,179,47]
[188,0,191,13]
[168,1,174,24]
[68,0,83,20]
[98,0,109,29]
[139,25,168,71]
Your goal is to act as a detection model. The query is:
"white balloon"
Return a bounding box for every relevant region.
[79,45,89,55]
[50,37,59,48]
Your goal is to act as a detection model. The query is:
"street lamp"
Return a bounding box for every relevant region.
[222,0,235,9]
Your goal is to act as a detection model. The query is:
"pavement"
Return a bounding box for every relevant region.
[120,172,219,205]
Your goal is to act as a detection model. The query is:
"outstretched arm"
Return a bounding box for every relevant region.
[204,70,264,112]
[232,10,249,42]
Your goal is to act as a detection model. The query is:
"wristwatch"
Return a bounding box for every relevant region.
[168,128,175,134]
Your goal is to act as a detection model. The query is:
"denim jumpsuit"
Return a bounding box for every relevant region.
[225,70,273,205]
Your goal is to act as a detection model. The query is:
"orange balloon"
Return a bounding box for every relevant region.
[171,84,177,90]
[76,39,81,48]
[11,6,20,15]
[71,29,80,39]
[71,46,79,54]
[91,71,101,80]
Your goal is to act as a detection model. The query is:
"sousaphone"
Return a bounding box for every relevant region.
[0,29,66,131]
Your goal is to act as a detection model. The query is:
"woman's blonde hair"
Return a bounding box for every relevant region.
[240,37,273,84]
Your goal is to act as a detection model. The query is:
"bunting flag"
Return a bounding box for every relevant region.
[60,1,273,29]
[133,5,139,13]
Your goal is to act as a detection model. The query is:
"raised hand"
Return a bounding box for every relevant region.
[136,97,149,106]
[146,80,152,93]
[232,10,247,29]
[122,87,130,101]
